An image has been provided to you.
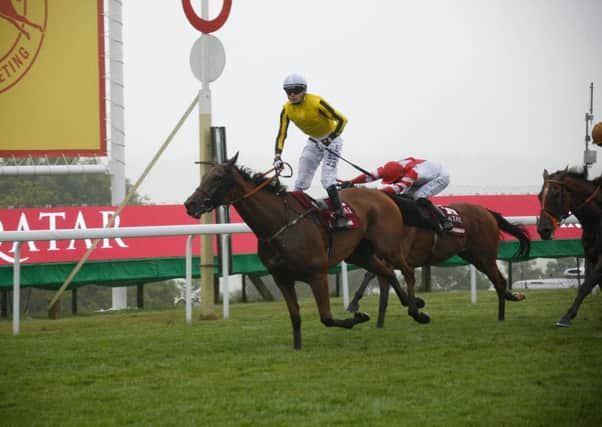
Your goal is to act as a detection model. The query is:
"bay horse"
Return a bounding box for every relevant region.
[537,166,601,327]
[347,199,531,327]
[184,153,429,349]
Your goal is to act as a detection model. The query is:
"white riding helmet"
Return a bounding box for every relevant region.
[283,73,307,90]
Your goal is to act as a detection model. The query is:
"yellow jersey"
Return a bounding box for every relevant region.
[275,93,347,153]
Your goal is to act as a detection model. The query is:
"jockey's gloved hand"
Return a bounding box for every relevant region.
[339,180,354,189]
[273,153,284,170]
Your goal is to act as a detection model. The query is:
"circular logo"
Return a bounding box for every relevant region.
[0,0,47,94]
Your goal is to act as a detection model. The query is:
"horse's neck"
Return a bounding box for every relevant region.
[232,176,288,238]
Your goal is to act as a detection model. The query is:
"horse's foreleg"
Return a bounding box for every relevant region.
[347,271,375,313]
[557,268,601,327]
[275,278,302,349]
[368,256,430,325]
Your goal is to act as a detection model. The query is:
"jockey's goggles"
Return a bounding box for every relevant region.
[284,86,305,95]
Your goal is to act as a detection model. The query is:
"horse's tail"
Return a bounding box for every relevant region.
[488,209,531,259]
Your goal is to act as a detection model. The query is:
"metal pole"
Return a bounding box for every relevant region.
[186,235,193,324]
[470,265,477,304]
[197,0,217,320]
[109,0,128,309]
[341,261,349,309]
[221,233,230,320]
[12,242,21,336]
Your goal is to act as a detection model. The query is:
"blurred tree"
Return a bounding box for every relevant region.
[543,257,583,278]
[0,158,150,208]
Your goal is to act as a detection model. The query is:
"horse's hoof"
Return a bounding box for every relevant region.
[411,311,430,324]
[415,297,425,309]
[346,302,359,313]
[354,312,370,323]
[513,292,526,301]
[556,318,571,327]
[376,321,384,328]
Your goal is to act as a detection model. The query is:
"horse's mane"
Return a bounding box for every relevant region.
[559,165,602,186]
[235,164,287,194]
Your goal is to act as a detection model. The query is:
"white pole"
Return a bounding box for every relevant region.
[221,234,230,320]
[109,0,127,310]
[0,164,109,175]
[12,242,21,336]
[341,261,349,309]
[185,235,193,324]
[470,265,477,304]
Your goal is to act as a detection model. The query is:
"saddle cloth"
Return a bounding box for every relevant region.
[439,206,465,236]
[290,191,361,230]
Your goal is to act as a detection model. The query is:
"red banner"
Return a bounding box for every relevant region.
[0,195,581,266]
[0,204,256,265]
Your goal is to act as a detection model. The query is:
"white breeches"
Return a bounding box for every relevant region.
[405,171,450,199]
[294,136,342,191]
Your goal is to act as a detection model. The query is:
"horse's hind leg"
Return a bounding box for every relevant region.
[463,254,521,321]
[376,275,390,328]
[308,273,370,330]
[347,271,376,313]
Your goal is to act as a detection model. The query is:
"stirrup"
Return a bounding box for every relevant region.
[441,219,454,232]
[333,216,352,230]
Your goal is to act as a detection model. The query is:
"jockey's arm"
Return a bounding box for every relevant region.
[274,108,289,155]
[384,177,414,195]
[318,99,347,139]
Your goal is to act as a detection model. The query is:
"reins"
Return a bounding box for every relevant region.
[230,163,293,205]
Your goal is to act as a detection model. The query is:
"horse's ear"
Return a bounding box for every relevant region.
[226,152,239,166]
[543,169,548,179]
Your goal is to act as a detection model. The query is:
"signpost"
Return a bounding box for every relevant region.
[182,0,231,319]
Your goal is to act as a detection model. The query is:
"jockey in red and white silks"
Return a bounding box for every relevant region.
[351,157,449,199]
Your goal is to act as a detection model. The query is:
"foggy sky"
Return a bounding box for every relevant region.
[122,0,602,203]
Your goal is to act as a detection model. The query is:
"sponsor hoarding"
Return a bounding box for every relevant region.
[0,0,106,157]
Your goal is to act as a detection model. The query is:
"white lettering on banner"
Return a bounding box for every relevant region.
[0,220,30,263]
[100,211,127,249]
[16,212,40,252]
[39,212,66,250]
[0,209,129,264]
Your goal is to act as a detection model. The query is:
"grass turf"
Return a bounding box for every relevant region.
[1,289,601,426]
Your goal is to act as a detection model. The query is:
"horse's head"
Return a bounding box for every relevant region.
[185,153,239,218]
[537,168,573,240]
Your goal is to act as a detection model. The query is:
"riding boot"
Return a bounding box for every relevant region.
[327,184,351,230]
[416,197,453,233]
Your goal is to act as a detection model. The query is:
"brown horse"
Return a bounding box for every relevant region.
[347,200,531,327]
[537,166,602,327]
[184,154,429,349]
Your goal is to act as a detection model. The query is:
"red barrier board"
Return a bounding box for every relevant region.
[0,195,581,265]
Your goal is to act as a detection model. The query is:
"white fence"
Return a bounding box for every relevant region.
[1,223,250,336]
[0,215,579,336]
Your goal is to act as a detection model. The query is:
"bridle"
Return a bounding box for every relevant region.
[195,162,293,209]
[230,162,293,205]
[541,175,601,228]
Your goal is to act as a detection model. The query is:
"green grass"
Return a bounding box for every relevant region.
[1,289,601,427]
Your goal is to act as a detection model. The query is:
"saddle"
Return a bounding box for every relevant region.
[388,194,465,235]
[290,191,361,231]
